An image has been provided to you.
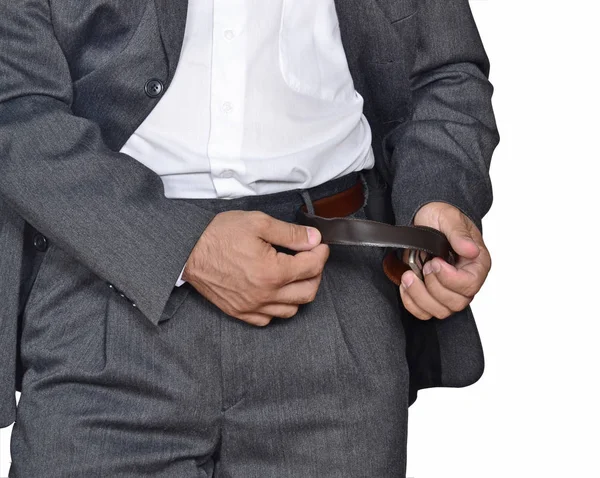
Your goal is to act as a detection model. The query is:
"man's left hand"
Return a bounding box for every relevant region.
[398,201,492,320]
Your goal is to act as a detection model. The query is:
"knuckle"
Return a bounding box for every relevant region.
[300,289,318,304]
[250,316,271,327]
[449,298,469,313]
[306,264,322,281]
[463,283,480,298]
[255,268,281,287]
[247,268,262,286]
[305,280,321,303]
[457,276,478,297]
[251,211,272,230]
[244,299,260,313]
[254,288,271,304]
[436,309,452,319]
[264,270,284,287]
[251,210,269,221]
[235,295,258,315]
[280,305,299,318]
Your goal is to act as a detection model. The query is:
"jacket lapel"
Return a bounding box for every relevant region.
[153,0,189,83]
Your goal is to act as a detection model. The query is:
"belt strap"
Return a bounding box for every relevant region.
[296,178,456,285]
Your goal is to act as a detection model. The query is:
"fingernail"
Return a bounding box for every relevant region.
[402,274,414,288]
[432,260,441,273]
[307,227,320,245]
[423,262,433,276]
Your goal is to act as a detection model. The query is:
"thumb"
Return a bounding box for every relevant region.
[258,219,322,251]
[442,221,480,260]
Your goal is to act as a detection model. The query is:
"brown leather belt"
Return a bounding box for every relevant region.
[296,177,456,285]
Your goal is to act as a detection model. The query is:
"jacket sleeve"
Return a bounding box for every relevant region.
[386,0,500,234]
[0,0,218,325]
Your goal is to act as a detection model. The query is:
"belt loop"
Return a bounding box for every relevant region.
[299,190,315,215]
[358,171,369,208]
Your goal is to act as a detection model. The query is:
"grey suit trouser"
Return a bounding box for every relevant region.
[9,170,410,477]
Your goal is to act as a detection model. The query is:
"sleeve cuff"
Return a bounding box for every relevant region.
[175,263,187,287]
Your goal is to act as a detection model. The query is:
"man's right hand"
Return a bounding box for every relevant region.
[182,210,330,327]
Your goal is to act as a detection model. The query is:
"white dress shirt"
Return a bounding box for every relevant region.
[119,0,375,286]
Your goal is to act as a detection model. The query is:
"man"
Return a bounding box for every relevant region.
[0,0,498,475]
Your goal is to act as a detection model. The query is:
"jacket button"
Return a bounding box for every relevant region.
[32,232,48,252]
[144,79,164,98]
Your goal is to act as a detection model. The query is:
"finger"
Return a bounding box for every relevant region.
[255,303,300,319]
[428,255,488,298]
[399,273,433,321]
[254,212,322,251]
[274,243,330,284]
[271,273,323,305]
[422,260,473,313]
[455,241,492,280]
[236,312,273,327]
[400,270,453,320]
[438,213,481,260]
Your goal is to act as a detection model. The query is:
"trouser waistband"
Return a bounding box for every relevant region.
[177,169,370,223]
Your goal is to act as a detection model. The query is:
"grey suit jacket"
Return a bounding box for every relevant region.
[0,0,499,427]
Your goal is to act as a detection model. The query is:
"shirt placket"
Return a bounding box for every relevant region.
[208,0,248,197]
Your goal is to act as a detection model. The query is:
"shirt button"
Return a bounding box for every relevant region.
[220,169,234,178]
[144,79,164,98]
[32,233,48,252]
[222,101,233,113]
[224,29,235,40]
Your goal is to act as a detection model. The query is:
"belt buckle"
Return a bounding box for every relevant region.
[405,248,432,282]
[403,247,456,282]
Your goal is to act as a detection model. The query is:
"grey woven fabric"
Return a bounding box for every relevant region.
[9,173,410,477]
[0,0,499,457]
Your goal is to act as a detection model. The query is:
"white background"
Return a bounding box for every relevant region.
[2,0,599,476]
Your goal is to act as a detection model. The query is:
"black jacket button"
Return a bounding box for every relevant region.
[144,79,164,98]
[32,232,48,252]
